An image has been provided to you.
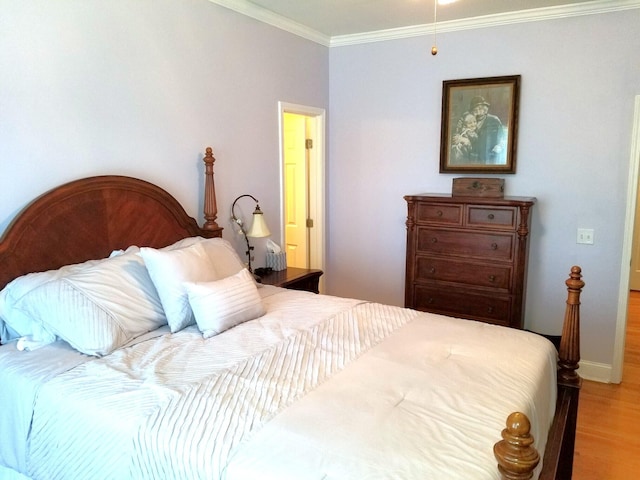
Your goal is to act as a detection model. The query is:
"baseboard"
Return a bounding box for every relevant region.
[578,360,614,383]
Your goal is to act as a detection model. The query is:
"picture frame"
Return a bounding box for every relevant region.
[439,75,521,174]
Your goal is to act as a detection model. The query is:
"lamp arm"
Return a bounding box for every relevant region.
[231,194,259,272]
[231,194,259,216]
[242,226,253,272]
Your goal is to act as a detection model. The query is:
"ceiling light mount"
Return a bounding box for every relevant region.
[431,0,438,55]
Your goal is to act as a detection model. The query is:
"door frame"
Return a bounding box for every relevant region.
[277,102,326,284]
[614,95,640,383]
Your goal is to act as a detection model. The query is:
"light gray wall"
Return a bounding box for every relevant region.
[2,0,639,376]
[327,11,640,373]
[0,0,329,259]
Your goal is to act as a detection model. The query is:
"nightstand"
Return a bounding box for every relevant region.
[259,267,323,294]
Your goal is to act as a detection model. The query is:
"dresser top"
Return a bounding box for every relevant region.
[404,193,536,206]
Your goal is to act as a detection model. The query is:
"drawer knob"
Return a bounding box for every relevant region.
[431,237,438,243]
[488,213,495,220]
[491,243,498,250]
[429,267,436,274]
[437,210,443,217]
[487,306,494,314]
[489,275,495,282]
[428,298,434,304]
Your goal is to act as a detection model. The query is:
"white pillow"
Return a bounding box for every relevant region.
[185,269,266,338]
[160,236,203,251]
[198,237,246,279]
[0,256,106,345]
[159,236,246,279]
[140,242,218,333]
[12,252,166,356]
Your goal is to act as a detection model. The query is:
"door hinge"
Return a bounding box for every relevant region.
[306,218,314,228]
[305,138,313,149]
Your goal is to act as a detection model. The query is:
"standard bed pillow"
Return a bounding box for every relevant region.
[184,268,266,338]
[11,252,167,356]
[140,242,218,333]
[197,237,246,279]
[159,236,246,279]
[0,256,106,345]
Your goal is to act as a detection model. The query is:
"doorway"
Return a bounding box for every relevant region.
[278,102,326,289]
[615,95,640,382]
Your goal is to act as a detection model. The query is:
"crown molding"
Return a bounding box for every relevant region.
[209,0,640,48]
[331,0,640,46]
[208,0,331,46]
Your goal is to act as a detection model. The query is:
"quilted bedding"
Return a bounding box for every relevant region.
[0,287,557,480]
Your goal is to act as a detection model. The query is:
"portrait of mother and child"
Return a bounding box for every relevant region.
[450,95,508,165]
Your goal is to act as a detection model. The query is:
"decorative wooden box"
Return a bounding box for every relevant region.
[452,178,505,198]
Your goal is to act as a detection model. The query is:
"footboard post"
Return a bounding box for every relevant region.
[494,412,539,480]
[558,266,584,386]
[539,265,584,480]
[496,266,584,480]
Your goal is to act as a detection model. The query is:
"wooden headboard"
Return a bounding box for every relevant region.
[0,147,221,290]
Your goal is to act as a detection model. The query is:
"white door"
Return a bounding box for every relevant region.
[279,102,326,290]
[631,184,640,291]
[283,112,309,268]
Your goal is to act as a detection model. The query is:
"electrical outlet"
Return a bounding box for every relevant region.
[577,228,594,245]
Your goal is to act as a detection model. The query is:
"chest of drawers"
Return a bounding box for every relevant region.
[404,194,536,328]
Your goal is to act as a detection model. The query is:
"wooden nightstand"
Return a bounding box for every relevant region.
[258,267,323,294]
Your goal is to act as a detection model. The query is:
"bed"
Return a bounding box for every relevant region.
[0,147,582,480]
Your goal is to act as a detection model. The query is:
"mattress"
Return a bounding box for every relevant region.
[0,286,557,480]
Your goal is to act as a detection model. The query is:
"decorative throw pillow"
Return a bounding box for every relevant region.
[140,242,218,332]
[12,252,166,356]
[184,268,266,339]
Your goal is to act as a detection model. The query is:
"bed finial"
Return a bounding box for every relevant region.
[202,147,220,233]
[558,265,584,386]
[494,412,540,480]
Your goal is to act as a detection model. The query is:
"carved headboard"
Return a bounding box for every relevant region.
[0,147,221,290]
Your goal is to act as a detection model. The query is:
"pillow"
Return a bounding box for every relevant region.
[160,236,203,252]
[109,245,141,258]
[11,252,167,356]
[160,236,246,279]
[184,268,266,339]
[140,242,218,332]
[0,256,106,345]
[198,237,247,279]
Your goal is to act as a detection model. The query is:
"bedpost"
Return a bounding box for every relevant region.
[558,266,584,385]
[497,266,584,480]
[494,412,539,480]
[538,266,584,479]
[202,147,220,235]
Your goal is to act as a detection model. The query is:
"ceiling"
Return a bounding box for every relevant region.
[209,0,639,45]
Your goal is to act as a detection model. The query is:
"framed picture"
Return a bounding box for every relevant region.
[439,75,521,174]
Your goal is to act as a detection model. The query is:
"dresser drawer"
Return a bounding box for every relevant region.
[413,285,510,326]
[415,256,511,291]
[467,206,516,229]
[416,203,462,225]
[417,228,514,261]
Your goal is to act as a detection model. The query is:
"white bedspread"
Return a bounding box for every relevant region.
[0,287,557,480]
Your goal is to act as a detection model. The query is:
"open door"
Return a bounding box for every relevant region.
[614,95,640,383]
[283,112,309,268]
[631,186,640,291]
[278,102,326,291]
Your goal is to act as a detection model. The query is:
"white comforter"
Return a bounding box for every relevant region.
[0,287,557,480]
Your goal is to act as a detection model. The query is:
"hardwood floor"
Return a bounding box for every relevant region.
[572,291,640,478]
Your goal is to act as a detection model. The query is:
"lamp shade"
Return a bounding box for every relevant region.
[247,205,270,238]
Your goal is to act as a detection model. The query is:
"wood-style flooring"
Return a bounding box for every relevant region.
[572,291,640,478]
